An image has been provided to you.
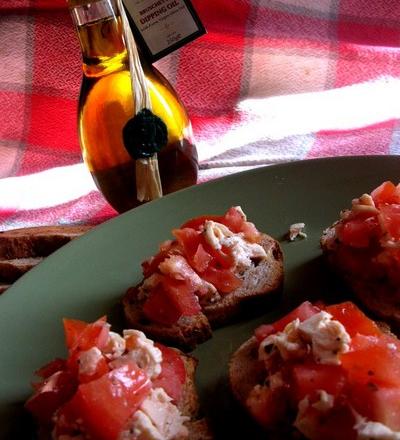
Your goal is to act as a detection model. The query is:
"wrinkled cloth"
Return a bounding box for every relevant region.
[1,0,400,230]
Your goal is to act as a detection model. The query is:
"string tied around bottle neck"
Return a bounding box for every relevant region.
[116,0,167,203]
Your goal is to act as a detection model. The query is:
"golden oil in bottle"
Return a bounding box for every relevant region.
[68,0,198,213]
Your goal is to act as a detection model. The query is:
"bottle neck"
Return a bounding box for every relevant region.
[68,0,128,77]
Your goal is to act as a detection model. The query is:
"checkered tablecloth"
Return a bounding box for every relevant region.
[1,0,400,230]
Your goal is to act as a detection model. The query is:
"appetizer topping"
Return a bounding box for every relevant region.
[25,317,188,440]
[288,223,307,241]
[120,388,189,440]
[260,311,350,365]
[354,413,400,440]
[140,207,265,325]
[119,330,162,380]
[250,301,400,440]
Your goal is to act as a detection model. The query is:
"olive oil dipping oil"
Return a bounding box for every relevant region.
[69,0,198,213]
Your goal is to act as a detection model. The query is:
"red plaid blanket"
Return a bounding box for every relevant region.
[1,0,400,230]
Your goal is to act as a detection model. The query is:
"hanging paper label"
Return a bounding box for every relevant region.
[123,0,206,62]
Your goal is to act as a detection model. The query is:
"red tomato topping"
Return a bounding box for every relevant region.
[25,370,78,425]
[201,266,242,293]
[336,217,379,248]
[290,363,347,402]
[152,344,186,403]
[35,358,67,380]
[63,316,109,353]
[59,362,151,440]
[379,204,400,240]
[272,301,321,333]
[371,181,400,207]
[325,302,381,337]
[143,276,201,325]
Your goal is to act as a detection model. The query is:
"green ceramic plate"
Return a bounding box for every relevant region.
[2,156,400,439]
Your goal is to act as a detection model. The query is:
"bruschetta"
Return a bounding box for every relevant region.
[25,317,211,440]
[321,181,400,326]
[229,300,400,439]
[122,206,284,350]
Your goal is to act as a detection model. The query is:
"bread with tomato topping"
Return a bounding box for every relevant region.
[321,181,400,326]
[122,207,284,350]
[229,300,400,439]
[25,317,212,440]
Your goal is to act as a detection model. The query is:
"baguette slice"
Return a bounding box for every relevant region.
[321,223,400,326]
[0,225,92,259]
[176,351,213,439]
[0,225,92,293]
[123,233,283,350]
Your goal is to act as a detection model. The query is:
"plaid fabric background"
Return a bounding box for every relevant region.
[1,0,400,230]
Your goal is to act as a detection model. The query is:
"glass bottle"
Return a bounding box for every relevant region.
[67,0,198,213]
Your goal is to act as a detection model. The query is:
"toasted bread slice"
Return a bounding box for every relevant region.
[321,224,400,327]
[174,350,213,439]
[123,233,283,350]
[0,225,92,292]
[0,225,92,259]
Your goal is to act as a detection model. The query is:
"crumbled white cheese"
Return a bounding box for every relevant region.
[119,388,189,440]
[354,415,400,439]
[388,343,398,351]
[103,331,126,360]
[260,311,351,365]
[311,390,335,412]
[293,392,335,439]
[288,223,307,241]
[119,330,162,379]
[78,347,103,376]
[203,220,267,272]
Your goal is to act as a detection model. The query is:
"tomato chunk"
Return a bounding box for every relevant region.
[291,363,347,402]
[337,217,379,248]
[152,344,186,403]
[371,181,400,207]
[201,266,242,293]
[60,362,151,440]
[325,302,381,337]
[25,370,77,425]
[143,276,201,325]
[341,334,400,387]
[379,204,400,240]
[63,316,109,353]
[273,301,321,332]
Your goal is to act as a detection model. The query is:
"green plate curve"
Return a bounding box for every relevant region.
[1,156,400,439]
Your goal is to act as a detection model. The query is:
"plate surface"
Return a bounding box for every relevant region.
[1,156,400,438]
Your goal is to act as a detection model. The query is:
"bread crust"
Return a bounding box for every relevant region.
[122,233,284,350]
[321,225,400,327]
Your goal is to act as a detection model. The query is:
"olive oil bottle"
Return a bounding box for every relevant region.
[68,0,198,212]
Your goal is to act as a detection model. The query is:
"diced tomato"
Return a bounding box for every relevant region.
[201,266,242,293]
[241,220,261,243]
[143,276,201,325]
[63,316,109,353]
[222,207,245,233]
[371,181,400,207]
[172,227,203,268]
[35,358,66,379]
[192,243,213,272]
[290,363,347,402]
[247,386,288,430]
[180,214,223,230]
[204,242,235,270]
[337,217,379,248]
[349,382,400,431]
[254,324,275,343]
[272,301,321,333]
[379,204,400,240]
[341,334,400,388]
[59,362,151,440]
[25,370,78,425]
[152,344,186,403]
[325,302,381,337]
